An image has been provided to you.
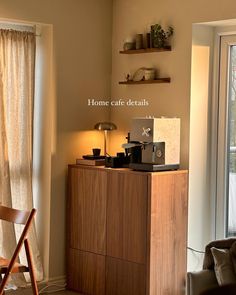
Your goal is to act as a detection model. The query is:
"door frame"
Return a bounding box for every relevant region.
[212,30,236,239]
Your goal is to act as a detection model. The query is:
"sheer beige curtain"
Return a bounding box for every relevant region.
[0,29,43,286]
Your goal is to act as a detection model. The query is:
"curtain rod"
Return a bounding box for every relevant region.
[0,27,41,37]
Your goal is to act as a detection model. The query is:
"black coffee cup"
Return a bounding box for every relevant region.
[92,148,101,157]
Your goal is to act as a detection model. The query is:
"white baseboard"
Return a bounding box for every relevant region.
[38,275,66,287]
[48,275,66,285]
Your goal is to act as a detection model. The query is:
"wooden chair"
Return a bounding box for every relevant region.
[0,205,38,295]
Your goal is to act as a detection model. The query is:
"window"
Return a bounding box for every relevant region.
[0,20,54,281]
[216,34,236,238]
[0,24,44,284]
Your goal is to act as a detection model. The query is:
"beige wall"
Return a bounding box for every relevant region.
[110,0,236,165]
[0,0,112,279]
[110,0,236,271]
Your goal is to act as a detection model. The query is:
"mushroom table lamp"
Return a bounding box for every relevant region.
[94,122,117,156]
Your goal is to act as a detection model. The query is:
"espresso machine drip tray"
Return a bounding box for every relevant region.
[129,163,179,172]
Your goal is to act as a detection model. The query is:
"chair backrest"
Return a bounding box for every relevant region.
[0,205,36,254]
[0,205,32,224]
[0,205,37,294]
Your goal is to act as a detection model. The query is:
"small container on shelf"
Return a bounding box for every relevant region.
[132,67,145,82]
[123,41,135,51]
[144,33,151,49]
[144,68,156,80]
[135,34,143,50]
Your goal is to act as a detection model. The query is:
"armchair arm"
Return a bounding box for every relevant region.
[187,270,218,295]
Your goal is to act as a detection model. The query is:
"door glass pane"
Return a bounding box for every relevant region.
[227,45,236,237]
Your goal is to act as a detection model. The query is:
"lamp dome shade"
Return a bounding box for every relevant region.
[94,122,117,131]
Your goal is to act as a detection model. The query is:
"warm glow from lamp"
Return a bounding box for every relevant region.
[94,122,117,156]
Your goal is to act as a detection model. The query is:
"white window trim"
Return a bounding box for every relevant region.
[211,28,236,239]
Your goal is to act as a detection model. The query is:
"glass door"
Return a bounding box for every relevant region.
[216,35,236,238]
[227,44,236,236]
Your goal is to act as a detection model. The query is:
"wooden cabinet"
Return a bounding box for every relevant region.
[107,170,147,264]
[67,165,188,295]
[68,249,105,295]
[106,257,146,295]
[68,167,107,254]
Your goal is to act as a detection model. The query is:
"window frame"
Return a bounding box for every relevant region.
[212,30,236,239]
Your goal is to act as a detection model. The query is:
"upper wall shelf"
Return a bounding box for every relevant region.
[119,46,171,54]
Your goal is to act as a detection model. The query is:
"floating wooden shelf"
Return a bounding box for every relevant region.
[119,78,171,85]
[119,46,171,54]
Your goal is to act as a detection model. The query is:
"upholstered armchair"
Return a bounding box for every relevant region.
[187,238,236,295]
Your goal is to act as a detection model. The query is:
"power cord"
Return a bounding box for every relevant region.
[187,246,205,254]
[39,283,67,294]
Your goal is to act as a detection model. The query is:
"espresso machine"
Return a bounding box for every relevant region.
[124,117,180,171]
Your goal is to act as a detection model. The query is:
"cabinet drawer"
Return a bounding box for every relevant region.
[106,256,146,295]
[107,171,147,264]
[68,167,107,254]
[67,248,105,295]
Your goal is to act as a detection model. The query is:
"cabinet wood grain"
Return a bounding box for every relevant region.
[67,165,188,295]
[67,248,105,295]
[106,257,146,295]
[147,171,188,295]
[68,167,107,254]
[107,170,147,264]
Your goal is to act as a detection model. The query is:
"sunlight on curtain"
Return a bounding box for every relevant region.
[0,29,43,286]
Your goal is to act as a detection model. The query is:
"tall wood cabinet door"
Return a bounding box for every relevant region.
[106,257,146,295]
[148,171,188,295]
[107,170,148,264]
[68,248,105,295]
[68,167,107,255]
